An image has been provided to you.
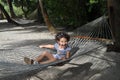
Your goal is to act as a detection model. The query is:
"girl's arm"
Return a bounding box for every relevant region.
[66,51,70,59]
[39,44,54,49]
[61,51,70,60]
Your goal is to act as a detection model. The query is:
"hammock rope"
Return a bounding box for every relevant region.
[0,16,113,80]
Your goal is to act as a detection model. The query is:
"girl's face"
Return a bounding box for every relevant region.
[58,37,68,48]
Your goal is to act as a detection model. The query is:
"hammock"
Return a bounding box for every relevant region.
[0,16,113,80]
[12,18,36,25]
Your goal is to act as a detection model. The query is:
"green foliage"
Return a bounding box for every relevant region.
[90,0,99,3]
[87,0,107,21]
[0,0,107,29]
[0,0,38,18]
[43,0,107,28]
[0,0,7,4]
[0,0,23,17]
[13,5,24,17]
[44,0,88,27]
[14,0,38,18]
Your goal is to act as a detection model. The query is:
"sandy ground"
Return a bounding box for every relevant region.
[0,22,54,45]
[1,21,120,80]
[0,21,59,80]
[0,21,56,64]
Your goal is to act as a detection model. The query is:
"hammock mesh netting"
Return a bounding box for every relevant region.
[0,16,113,80]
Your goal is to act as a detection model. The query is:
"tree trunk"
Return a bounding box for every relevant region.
[37,4,44,23]
[107,0,120,51]
[0,9,4,19]
[7,0,16,18]
[38,0,57,34]
[0,3,19,25]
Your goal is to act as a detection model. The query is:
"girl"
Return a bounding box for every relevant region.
[24,32,71,65]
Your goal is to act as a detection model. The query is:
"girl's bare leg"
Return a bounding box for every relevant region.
[35,51,56,64]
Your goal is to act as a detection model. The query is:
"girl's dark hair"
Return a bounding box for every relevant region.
[55,32,70,41]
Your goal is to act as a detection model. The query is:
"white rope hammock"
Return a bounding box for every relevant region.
[0,16,113,80]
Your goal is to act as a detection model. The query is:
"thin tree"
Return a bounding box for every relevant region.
[20,0,31,18]
[7,0,16,18]
[107,0,120,51]
[38,0,57,34]
[0,9,4,19]
[0,3,19,25]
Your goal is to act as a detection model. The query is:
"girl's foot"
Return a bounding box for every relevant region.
[24,57,34,64]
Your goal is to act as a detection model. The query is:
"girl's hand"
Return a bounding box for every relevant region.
[61,57,66,60]
[39,45,43,48]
